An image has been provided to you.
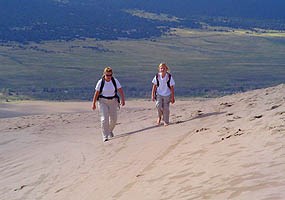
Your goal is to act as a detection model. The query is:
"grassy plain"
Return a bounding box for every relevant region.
[1,28,285,100]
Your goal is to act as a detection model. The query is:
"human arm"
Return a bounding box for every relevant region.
[151,84,157,101]
[170,86,175,104]
[92,90,100,110]
[118,88,125,106]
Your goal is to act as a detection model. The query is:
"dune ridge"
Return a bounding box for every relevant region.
[0,84,284,200]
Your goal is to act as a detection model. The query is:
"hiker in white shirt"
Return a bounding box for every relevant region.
[151,63,175,126]
[92,67,125,142]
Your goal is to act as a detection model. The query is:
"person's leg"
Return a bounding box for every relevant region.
[109,98,118,138]
[162,95,171,125]
[98,99,110,142]
[155,95,163,125]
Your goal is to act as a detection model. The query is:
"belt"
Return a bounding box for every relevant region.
[99,95,116,100]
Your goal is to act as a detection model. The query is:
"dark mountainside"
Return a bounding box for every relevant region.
[0,0,285,42]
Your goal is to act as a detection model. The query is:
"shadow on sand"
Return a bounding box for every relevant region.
[114,125,160,139]
[112,111,226,140]
[174,111,227,124]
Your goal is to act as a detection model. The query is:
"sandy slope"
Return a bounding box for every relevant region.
[0,84,284,200]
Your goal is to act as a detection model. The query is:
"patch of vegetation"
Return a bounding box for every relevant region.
[124,9,181,22]
[0,28,285,100]
[0,89,31,102]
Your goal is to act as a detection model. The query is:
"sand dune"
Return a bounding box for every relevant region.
[0,84,284,200]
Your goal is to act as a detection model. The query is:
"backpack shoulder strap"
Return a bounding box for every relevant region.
[167,72,172,88]
[99,77,105,94]
[111,77,120,103]
[156,73,159,87]
[111,77,117,93]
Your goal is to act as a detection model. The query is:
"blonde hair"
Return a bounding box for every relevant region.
[158,63,170,72]
[103,66,113,75]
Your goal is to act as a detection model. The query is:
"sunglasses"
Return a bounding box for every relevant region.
[105,74,112,77]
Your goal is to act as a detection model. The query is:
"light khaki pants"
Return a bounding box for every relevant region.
[98,98,118,140]
[156,94,171,124]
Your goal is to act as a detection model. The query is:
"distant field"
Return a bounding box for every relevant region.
[1,28,285,101]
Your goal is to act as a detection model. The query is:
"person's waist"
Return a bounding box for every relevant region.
[156,94,171,97]
[99,95,117,99]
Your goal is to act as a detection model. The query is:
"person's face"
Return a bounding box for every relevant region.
[159,65,167,73]
[104,72,112,80]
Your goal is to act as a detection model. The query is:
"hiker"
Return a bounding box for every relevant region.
[92,67,125,142]
[151,63,175,126]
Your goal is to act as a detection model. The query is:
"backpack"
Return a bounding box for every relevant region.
[97,76,120,103]
[156,72,172,89]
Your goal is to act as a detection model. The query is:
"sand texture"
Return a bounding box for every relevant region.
[0,84,284,200]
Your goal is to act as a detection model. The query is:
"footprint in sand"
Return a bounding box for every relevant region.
[249,115,263,121]
[275,111,285,115]
[269,105,281,110]
[14,184,28,191]
[221,129,244,140]
[195,128,209,133]
[220,102,233,107]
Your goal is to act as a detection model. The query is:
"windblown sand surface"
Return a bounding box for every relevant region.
[0,84,284,200]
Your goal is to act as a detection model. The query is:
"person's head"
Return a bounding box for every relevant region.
[158,63,169,73]
[103,67,113,80]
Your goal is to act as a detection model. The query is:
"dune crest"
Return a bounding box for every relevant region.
[0,84,284,200]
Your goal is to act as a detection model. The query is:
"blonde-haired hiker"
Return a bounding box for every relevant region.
[92,67,125,142]
[151,63,175,126]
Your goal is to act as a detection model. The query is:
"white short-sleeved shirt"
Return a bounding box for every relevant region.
[95,78,122,97]
[152,73,175,96]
